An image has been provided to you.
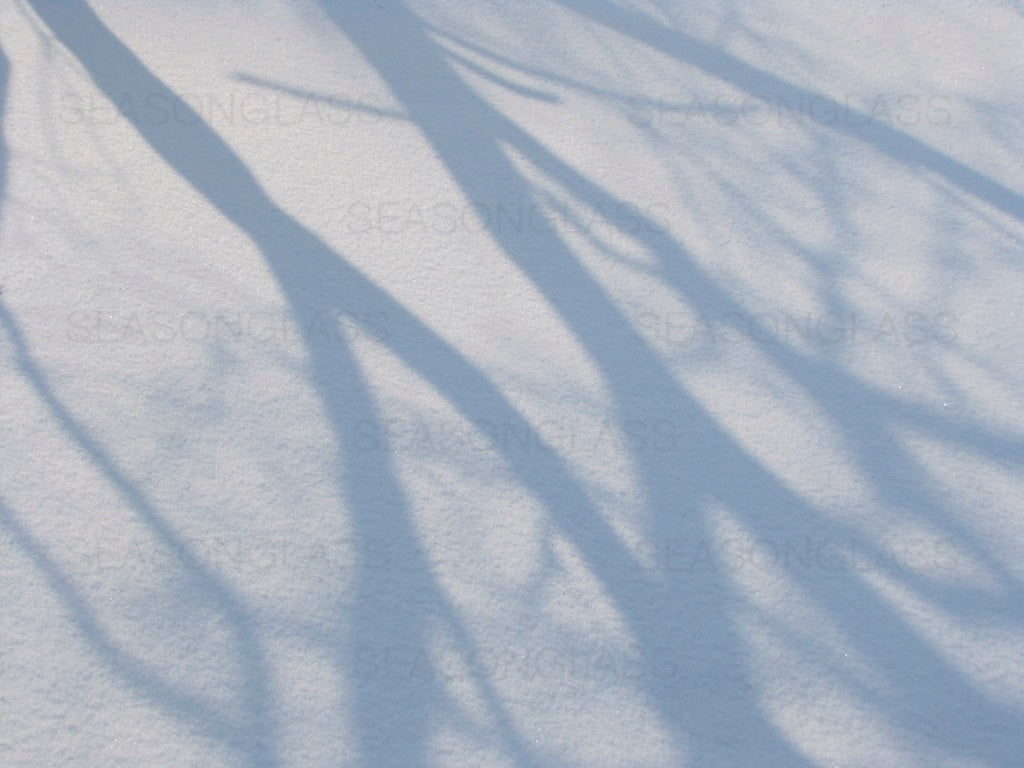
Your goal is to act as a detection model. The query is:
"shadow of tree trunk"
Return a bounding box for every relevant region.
[17,1,1024,766]
[20,2,546,765]
[321,3,1024,766]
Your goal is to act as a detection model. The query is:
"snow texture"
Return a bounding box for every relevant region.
[1,1,1023,766]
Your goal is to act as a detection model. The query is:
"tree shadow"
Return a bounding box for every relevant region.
[19,1,555,765]
[0,300,281,765]
[15,1,1024,766]
[554,0,1024,226]
[318,2,1024,765]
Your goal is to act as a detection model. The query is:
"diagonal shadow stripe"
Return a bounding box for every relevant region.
[321,3,1024,766]
[555,0,1024,225]
[23,1,1024,766]
[22,2,574,764]
[0,303,280,768]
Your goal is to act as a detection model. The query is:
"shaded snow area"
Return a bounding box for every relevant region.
[2,1,1024,766]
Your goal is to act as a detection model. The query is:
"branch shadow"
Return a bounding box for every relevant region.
[319,2,1024,765]
[555,0,1024,226]
[16,1,1024,766]
[20,2,559,765]
[0,301,280,767]
[311,3,832,766]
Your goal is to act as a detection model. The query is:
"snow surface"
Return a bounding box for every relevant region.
[2,1,1023,766]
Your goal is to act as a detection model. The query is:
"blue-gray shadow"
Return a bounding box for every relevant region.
[553,0,1024,642]
[20,2,552,765]
[554,0,1024,226]
[19,1,1024,766]
[0,303,280,767]
[317,3,823,766]
[320,3,1024,766]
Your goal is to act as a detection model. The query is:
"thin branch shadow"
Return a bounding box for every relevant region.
[322,2,1024,765]
[22,1,572,764]
[553,0,1024,225]
[16,1,1024,766]
[232,72,410,122]
[0,302,280,767]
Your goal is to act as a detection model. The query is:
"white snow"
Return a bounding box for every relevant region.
[2,1,1023,766]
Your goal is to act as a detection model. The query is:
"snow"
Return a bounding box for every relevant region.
[2,1,1023,766]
